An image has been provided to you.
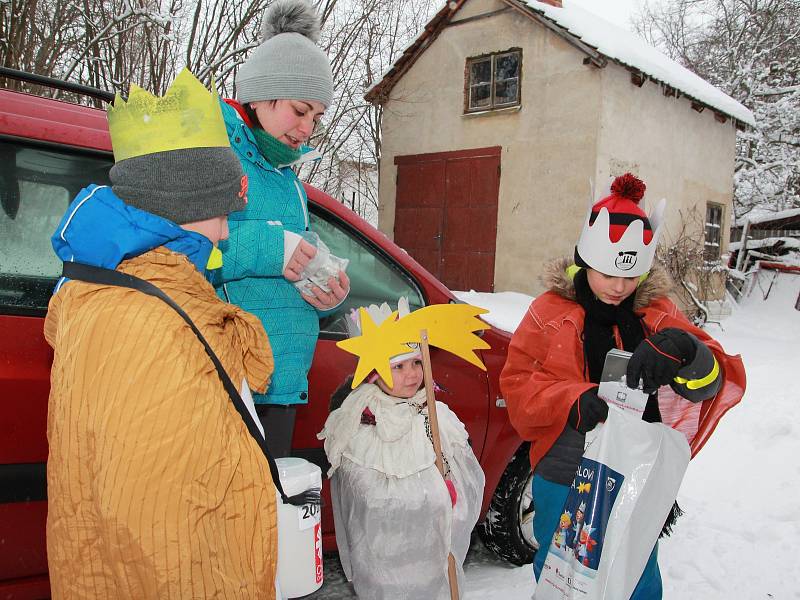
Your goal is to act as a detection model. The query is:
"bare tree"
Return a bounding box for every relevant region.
[181,0,272,89]
[1,0,85,89]
[634,0,800,219]
[1,0,187,100]
[657,206,729,323]
[0,0,438,218]
[300,0,436,221]
[66,0,185,96]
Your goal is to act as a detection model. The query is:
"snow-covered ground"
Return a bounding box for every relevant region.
[659,271,800,600]
[311,271,800,599]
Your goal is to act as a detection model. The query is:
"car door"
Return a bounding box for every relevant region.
[0,138,113,596]
[293,203,491,547]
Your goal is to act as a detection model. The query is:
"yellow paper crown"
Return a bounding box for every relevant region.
[107,68,230,162]
[337,303,491,389]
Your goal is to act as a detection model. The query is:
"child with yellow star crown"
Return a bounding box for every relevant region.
[318,298,485,599]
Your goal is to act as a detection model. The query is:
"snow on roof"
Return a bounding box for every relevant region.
[364,31,424,99]
[364,2,454,102]
[735,207,800,227]
[729,237,800,251]
[453,290,533,333]
[521,0,755,126]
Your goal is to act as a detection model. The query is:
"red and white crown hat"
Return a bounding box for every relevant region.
[574,173,666,277]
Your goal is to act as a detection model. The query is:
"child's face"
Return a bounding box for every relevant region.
[251,99,325,149]
[376,357,424,399]
[181,215,229,245]
[586,269,638,305]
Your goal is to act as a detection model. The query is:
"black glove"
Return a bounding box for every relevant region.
[568,389,609,434]
[627,328,698,394]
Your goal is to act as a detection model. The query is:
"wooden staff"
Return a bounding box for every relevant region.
[419,329,459,600]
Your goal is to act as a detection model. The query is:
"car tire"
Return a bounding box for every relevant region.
[479,443,537,566]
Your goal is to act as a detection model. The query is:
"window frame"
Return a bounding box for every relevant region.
[703,202,724,263]
[307,202,427,340]
[0,136,113,317]
[464,48,522,114]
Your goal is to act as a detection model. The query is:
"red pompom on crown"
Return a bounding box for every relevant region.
[610,173,646,203]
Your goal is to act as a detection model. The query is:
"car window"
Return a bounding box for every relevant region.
[0,140,112,312]
[310,210,425,337]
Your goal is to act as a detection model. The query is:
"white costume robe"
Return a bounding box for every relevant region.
[318,384,485,599]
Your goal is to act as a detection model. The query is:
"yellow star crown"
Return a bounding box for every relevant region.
[107,68,230,162]
[337,303,491,388]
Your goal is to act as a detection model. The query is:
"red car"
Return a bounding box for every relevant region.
[0,69,535,599]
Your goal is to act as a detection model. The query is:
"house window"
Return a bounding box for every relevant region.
[704,203,724,262]
[465,49,521,112]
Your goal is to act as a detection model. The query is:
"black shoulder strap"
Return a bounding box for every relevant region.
[61,261,319,506]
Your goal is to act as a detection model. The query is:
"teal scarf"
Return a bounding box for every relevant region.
[251,127,303,168]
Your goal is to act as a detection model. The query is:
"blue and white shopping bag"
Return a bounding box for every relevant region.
[535,407,690,600]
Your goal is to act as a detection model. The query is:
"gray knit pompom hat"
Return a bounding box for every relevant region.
[236,0,333,108]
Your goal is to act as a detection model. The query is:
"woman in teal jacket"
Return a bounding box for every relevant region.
[215,0,349,456]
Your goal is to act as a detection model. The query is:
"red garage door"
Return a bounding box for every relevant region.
[394,146,501,292]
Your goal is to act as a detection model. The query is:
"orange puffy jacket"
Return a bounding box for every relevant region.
[501,259,746,471]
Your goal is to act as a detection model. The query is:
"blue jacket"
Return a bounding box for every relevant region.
[52,184,213,280]
[214,100,321,405]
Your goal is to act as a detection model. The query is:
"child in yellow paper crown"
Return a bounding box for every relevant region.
[318,298,485,599]
[46,69,276,598]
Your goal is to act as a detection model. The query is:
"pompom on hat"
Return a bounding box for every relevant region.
[236,0,333,107]
[574,173,666,277]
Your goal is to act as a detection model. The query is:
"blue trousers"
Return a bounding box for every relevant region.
[532,474,662,600]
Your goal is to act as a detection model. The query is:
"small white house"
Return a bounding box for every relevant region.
[366,0,754,296]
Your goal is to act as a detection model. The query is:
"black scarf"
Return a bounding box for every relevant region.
[573,269,645,382]
[573,269,661,424]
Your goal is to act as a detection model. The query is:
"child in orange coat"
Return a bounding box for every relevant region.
[500,174,745,598]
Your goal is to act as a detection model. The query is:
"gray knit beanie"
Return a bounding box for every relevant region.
[110,147,246,225]
[236,0,333,107]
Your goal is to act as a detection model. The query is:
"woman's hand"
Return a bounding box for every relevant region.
[302,270,350,310]
[283,239,317,282]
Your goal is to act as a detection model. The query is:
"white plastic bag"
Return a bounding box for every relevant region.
[596,349,649,418]
[535,407,690,600]
[292,231,348,295]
